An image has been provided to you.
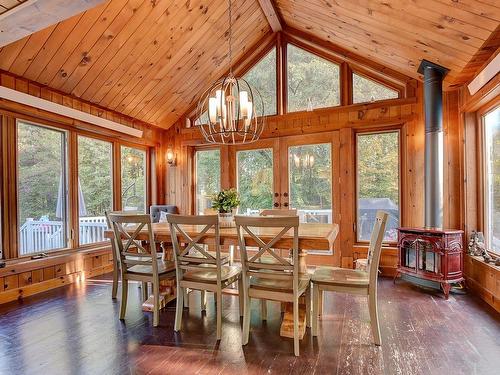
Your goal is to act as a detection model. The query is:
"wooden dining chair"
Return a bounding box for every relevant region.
[258,208,298,317]
[236,215,310,357]
[167,214,242,341]
[311,211,388,345]
[107,212,176,327]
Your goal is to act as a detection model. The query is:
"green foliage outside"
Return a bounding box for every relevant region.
[357,132,399,205]
[121,146,146,212]
[353,73,398,104]
[78,136,113,217]
[287,44,340,112]
[485,109,500,251]
[243,49,277,116]
[18,123,64,223]
[196,150,221,213]
[237,149,273,213]
[289,144,332,210]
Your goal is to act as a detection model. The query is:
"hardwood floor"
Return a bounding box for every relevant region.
[0,275,499,375]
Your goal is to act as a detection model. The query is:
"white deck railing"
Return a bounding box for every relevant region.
[19,217,108,256]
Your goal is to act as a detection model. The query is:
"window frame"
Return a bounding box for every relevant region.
[120,144,149,214]
[480,105,500,255]
[16,119,71,256]
[355,128,402,245]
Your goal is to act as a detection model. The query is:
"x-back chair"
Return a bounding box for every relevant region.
[167,214,242,341]
[107,212,175,327]
[236,215,310,357]
[311,211,388,345]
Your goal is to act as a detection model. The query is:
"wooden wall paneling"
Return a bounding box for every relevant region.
[18,271,32,287]
[0,277,3,292]
[31,269,43,283]
[4,274,18,290]
[463,112,480,241]
[339,127,355,268]
[43,266,56,280]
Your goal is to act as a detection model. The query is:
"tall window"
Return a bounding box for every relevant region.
[237,149,274,214]
[121,146,147,212]
[484,107,500,253]
[287,44,340,112]
[196,149,221,215]
[352,73,399,104]
[17,122,68,255]
[357,131,400,241]
[78,136,113,245]
[243,48,277,116]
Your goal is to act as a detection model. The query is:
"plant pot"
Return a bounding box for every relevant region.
[218,211,235,228]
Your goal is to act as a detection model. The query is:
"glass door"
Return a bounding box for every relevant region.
[232,139,280,215]
[280,134,334,225]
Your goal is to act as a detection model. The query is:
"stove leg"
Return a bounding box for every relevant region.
[393,272,400,284]
[441,283,450,300]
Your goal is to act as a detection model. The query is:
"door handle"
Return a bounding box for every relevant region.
[283,192,288,198]
[283,202,289,208]
[274,202,280,208]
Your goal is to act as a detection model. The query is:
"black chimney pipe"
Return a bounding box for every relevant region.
[417,60,449,229]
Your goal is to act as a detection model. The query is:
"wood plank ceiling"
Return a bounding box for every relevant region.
[275,0,500,87]
[0,0,271,128]
[0,0,498,129]
[0,0,26,15]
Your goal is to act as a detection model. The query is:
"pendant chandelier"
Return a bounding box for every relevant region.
[196,0,265,145]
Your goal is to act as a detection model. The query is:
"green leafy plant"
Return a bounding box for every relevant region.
[211,188,240,213]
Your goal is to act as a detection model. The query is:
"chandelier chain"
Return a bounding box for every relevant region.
[228,0,232,74]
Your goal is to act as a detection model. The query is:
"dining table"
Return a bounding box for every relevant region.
[104,221,339,339]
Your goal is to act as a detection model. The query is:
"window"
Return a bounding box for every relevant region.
[243,48,277,116]
[195,111,209,126]
[352,73,399,104]
[17,122,68,255]
[287,44,340,112]
[484,107,500,253]
[121,146,147,212]
[78,136,113,245]
[237,148,274,214]
[288,143,332,224]
[195,149,221,215]
[357,131,400,242]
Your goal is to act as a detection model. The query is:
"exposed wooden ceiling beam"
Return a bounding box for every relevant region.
[257,0,282,32]
[0,0,105,48]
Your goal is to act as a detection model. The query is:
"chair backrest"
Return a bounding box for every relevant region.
[366,211,389,285]
[235,215,299,289]
[150,205,179,223]
[107,212,159,274]
[260,209,298,217]
[167,214,222,284]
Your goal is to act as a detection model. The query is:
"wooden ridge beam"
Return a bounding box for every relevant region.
[257,0,283,32]
[0,0,106,48]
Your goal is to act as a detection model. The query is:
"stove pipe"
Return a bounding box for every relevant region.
[417,60,449,229]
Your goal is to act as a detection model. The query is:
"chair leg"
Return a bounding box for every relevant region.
[200,290,207,312]
[111,261,119,299]
[237,278,244,317]
[119,276,128,320]
[216,291,223,341]
[152,280,160,327]
[175,286,184,332]
[305,286,311,328]
[242,294,251,345]
[183,288,190,310]
[293,297,300,357]
[260,299,267,321]
[368,290,382,345]
[141,282,148,302]
[319,289,324,317]
[312,283,319,337]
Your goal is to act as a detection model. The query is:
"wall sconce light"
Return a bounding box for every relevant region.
[166,147,176,166]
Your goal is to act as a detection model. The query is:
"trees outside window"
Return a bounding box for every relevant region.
[484,107,500,253]
[17,122,68,255]
[196,149,221,214]
[237,148,274,214]
[78,136,113,245]
[353,73,399,104]
[357,131,400,241]
[121,146,146,212]
[287,44,340,112]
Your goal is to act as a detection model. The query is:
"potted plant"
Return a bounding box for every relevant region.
[211,188,240,227]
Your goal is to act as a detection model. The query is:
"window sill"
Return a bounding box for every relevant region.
[467,254,500,272]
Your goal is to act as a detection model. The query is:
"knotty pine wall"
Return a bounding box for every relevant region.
[163,83,464,276]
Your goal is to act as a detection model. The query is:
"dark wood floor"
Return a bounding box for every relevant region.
[0,275,499,375]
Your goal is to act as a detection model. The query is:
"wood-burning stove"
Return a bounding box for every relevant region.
[397,227,464,299]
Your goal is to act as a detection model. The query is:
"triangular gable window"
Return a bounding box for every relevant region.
[352,73,399,104]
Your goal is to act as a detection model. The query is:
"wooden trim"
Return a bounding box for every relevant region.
[257,0,282,32]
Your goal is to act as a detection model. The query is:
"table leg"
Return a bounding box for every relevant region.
[280,249,308,339]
